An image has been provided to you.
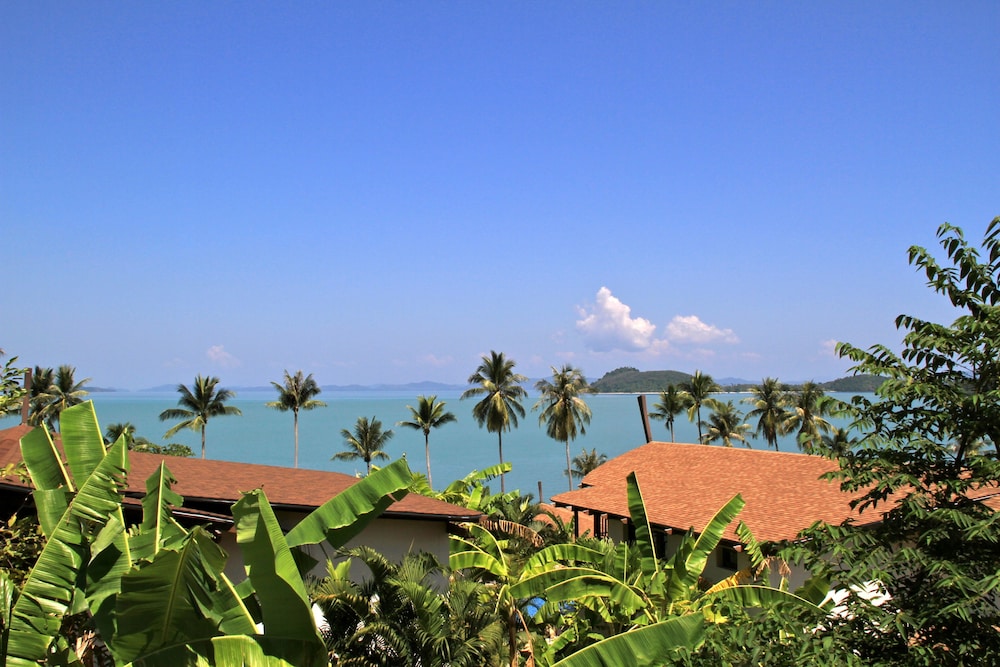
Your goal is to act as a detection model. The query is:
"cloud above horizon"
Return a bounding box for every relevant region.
[206,345,241,368]
[665,315,739,344]
[576,287,663,352]
[576,287,739,355]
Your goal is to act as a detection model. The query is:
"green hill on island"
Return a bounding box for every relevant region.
[590,367,886,394]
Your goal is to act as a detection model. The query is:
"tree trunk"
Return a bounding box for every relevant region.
[201,424,206,459]
[498,431,505,494]
[424,432,432,489]
[565,440,573,492]
[293,410,299,468]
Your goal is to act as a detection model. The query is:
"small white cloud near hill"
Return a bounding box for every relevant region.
[665,315,739,344]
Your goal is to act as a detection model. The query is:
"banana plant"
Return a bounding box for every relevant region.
[3,400,415,666]
[506,473,830,666]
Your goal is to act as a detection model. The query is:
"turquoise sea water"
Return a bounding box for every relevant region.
[5,391,862,503]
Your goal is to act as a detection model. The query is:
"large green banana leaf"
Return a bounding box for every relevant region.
[0,570,13,660]
[522,543,605,574]
[552,613,706,667]
[60,401,113,486]
[510,567,646,613]
[112,527,258,665]
[665,494,744,604]
[232,490,325,655]
[626,473,659,577]
[129,463,187,562]
[5,437,128,667]
[698,584,826,616]
[284,457,413,550]
[128,634,315,667]
[19,426,73,536]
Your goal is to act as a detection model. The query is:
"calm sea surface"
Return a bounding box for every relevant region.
[4,391,864,503]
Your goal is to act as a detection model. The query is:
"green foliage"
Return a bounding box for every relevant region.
[535,365,593,493]
[680,370,721,443]
[0,513,45,588]
[397,394,457,489]
[650,385,689,442]
[313,547,505,667]
[266,369,326,469]
[0,354,27,416]
[590,368,691,393]
[333,414,394,474]
[791,218,1000,665]
[159,375,242,459]
[569,448,608,481]
[3,400,415,666]
[700,400,751,447]
[461,350,528,494]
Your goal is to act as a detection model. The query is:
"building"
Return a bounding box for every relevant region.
[0,422,480,581]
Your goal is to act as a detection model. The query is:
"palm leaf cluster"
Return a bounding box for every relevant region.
[266,369,327,468]
[25,364,90,431]
[534,365,593,492]
[158,374,242,459]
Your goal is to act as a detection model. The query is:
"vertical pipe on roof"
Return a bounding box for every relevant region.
[20,368,32,425]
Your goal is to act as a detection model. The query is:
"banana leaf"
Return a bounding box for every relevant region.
[449,548,507,579]
[232,489,325,657]
[129,634,318,667]
[626,473,659,580]
[0,570,13,660]
[522,542,605,574]
[666,494,744,604]
[511,568,647,613]
[60,401,111,486]
[284,457,413,550]
[19,426,73,536]
[5,437,128,667]
[552,613,706,667]
[129,463,187,562]
[112,527,257,665]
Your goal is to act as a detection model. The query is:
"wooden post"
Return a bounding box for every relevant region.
[20,367,32,425]
[637,394,653,443]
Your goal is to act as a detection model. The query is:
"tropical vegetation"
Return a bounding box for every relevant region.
[569,447,607,481]
[742,377,790,450]
[266,369,327,468]
[158,374,242,459]
[461,350,528,493]
[534,365,593,492]
[334,414,394,474]
[397,394,457,489]
[679,370,720,443]
[650,384,688,442]
[700,400,751,447]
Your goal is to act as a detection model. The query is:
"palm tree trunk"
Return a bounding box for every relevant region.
[201,424,206,459]
[293,410,299,468]
[565,440,573,492]
[424,432,432,489]
[696,405,703,443]
[498,431,505,494]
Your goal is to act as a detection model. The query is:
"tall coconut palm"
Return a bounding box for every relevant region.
[784,381,834,452]
[266,370,326,468]
[159,375,242,459]
[679,370,721,443]
[35,365,90,431]
[650,384,689,442]
[742,377,790,450]
[461,351,527,494]
[533,365,593,493]
[570,447,608,482]
[397,395,457,489]
[334,416,393,475]
[702,400,752,447]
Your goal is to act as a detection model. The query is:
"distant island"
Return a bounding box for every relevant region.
[588,367,886,394]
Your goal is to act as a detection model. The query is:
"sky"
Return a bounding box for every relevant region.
[2,2,998,390]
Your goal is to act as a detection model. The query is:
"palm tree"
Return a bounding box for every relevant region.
[679,370,721,443]
[35,365,90,431]
[334,415,393,474]
[650,384,689,442]
[158,375,242,459]
[266,370,326,468]
[461,351,527,494]
[533,365,593,493]
[743,377,790,450]
[570,447,608,482]
[397,395,457,489]
[784,381,834,452]
[26,366,55,428]
[702,400,752,447]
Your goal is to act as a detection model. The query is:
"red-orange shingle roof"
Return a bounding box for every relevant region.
[550,441,871,543]
[0,423,479,522]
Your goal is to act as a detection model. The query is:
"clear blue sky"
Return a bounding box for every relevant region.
[2,2,998,389]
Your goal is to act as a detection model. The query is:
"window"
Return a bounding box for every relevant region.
[717,545,739,571]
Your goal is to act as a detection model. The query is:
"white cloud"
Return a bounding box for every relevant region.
[420,353,453,367]
[665,315,739,344]
[206,345,241,368]
[819,339,840,357]
[576,287,663,353]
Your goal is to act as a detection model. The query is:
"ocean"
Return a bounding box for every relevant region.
[5,390,862,503]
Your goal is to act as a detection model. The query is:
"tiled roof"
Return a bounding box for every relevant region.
[0,423,480,522]
[550,441,870,543]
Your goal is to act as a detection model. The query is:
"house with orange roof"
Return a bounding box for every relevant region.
[549,440,878,585]
[0,422,480,581]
